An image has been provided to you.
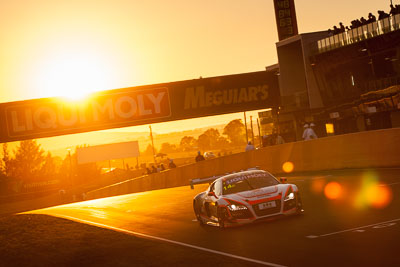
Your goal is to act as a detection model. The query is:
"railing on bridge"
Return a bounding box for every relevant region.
[317,14,400,53]
[361,76,400,93]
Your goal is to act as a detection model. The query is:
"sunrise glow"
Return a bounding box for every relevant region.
[32,44,120,100]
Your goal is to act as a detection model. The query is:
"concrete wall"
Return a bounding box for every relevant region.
[86,128,400,200]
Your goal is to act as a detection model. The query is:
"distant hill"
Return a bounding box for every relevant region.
[34,124,227,158]
[151,124,226,149]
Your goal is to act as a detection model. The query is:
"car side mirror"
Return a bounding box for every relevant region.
[280,177,287,184]
[208,191,217,198]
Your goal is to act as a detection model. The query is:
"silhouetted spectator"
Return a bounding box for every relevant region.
[333,26,339,34]
[368,13,376,23]
[339,22,345,33]
[262,135,268,147]
[378,10,390,20]
[274,131,285,145]
[195,151,205,162]
[245,141,255,152]
[151,165,158,173]
[390,4,397,16]
[146,167,152,175]
[168,159,176,168]
[160,164,165,171]
[360,17,368,25]
[302,123,318,140]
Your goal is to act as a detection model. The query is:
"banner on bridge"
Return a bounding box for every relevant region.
[0,70,279,142]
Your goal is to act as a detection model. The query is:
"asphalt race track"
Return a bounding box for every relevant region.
[29,168,400,267]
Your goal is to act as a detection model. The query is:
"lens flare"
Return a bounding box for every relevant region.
[282,162,294,173]
[311,178,325,194]
[354,171,393,209]
[324,182,342,200]
[366,185,393,209]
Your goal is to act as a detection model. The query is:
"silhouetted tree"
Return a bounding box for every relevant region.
[1,143,13,177]
[0,171,6,194]
[0,146,7,194]
[223,119,246,146]
[197,133,211,151]
[159,142,178,154]
[59,146,100,187]
[216,136,230,149]
[142,144,157,156]
[58,155,71,187]
[179,136,197,152]
[197,128,227,151]
[203,128,220,148]
[40,152,58,180]
[12,140,45,182]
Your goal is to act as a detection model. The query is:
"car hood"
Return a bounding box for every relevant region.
[236,185,279,198]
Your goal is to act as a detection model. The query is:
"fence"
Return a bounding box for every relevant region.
[318,14,400,53]
[86,128,400,200]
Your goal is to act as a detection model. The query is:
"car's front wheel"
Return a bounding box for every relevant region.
[193,200,205,225]
[296,193,304,214]
[217,207,227,229]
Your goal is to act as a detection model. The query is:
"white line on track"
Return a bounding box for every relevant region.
[50,213,287,267]
[306,218,400,239]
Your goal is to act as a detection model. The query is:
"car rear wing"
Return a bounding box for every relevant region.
[189,167,260,189]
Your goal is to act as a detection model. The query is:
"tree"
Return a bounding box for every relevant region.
[1,143,13,177]
[223,119,246,146]
[0,145,9,193]
[58,154,71,187]
[159,142,177,154]
[216,136,230,149]
[142,144,157,156]
[59,146,100,187]
[197,128,225,151]
[0,171,6,194]
[197,133,211,151]
[203,128,220,148]
[179,136,197,152]
[40,152,58,180]
[12,140,45,181]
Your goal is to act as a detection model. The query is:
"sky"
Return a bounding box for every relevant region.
[0,0,391,138]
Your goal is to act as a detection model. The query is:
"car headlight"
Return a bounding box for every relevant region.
[228,204,248,211]
[284,192,295,201]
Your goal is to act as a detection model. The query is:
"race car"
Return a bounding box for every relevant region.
[193,169,303,228]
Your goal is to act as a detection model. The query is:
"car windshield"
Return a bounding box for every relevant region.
[222,172,279,195]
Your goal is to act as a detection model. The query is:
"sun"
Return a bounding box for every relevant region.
[33,45,120,100]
